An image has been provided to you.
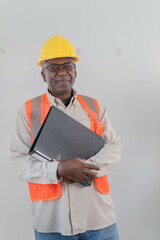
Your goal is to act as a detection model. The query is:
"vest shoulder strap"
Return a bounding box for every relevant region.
[79,95,100,120]
[31,96,41,141]
[25,95,42,142]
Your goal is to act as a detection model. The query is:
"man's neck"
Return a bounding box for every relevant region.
[48,89,73,105]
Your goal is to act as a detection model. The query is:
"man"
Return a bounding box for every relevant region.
[10,34,122,240]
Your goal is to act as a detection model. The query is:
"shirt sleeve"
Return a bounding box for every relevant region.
[85,103,122,177]
[10,104,59,184]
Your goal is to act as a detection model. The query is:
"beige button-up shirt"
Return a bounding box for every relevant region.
[10,89,122,235]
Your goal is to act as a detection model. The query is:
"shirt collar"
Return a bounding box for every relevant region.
[46,88,77,106]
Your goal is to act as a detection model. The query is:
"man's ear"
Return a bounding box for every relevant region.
[41,70,47,82]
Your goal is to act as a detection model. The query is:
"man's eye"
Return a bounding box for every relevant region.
[63,64,72,70]
[49,66,59,71]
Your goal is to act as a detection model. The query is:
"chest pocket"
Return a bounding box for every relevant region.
[74,110,91,129]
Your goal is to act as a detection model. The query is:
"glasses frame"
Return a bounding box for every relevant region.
[42,62,75,72]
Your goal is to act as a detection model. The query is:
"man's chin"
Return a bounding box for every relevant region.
[50,86,72,96]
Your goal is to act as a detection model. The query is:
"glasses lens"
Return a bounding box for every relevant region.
[48,65,60,72]
[62,63,74,71]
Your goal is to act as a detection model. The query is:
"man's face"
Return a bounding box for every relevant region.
[41,57,77,97]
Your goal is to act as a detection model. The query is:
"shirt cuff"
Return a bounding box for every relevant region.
[46,161,60,184]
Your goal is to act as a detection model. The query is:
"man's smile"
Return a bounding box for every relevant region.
[55,79,70,83]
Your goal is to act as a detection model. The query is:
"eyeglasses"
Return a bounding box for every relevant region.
[42,62,75,72]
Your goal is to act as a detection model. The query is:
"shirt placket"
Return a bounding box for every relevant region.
[68,184,79,235]
[55,99,79,234]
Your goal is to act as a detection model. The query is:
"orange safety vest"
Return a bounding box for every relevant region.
[25,93,109,201]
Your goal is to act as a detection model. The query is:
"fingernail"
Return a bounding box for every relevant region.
[80,159,85,162]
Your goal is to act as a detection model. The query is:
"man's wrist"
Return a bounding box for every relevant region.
[57,161,63,178]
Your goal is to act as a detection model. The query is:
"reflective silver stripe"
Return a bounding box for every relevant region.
[31,96,41,140]
[80,95,99,120]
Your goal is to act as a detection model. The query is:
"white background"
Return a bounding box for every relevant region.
[0,0,160,239]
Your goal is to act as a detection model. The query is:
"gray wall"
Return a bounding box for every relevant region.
[0,0,160,239]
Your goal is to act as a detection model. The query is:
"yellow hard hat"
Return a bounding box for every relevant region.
[37,34,80,67]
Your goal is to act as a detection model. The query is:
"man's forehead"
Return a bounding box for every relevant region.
[42,57,75,66]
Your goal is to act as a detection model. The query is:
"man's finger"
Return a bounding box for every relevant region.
[85,170,98,179]
[79,158,85,162]
[63,178,75,184]
[84,163,100,170]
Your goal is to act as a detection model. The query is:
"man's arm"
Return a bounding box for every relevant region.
[10,104,61,184]
[85,103,122,177]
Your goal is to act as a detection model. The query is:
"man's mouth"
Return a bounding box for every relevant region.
[56,79,70,83]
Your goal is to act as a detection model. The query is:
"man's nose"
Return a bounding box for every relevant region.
[57,66,67,75]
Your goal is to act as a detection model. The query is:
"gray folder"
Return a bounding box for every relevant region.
[29,106,105,186]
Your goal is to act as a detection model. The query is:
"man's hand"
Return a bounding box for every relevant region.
[57,158,100,182]
[62,177,75,184]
